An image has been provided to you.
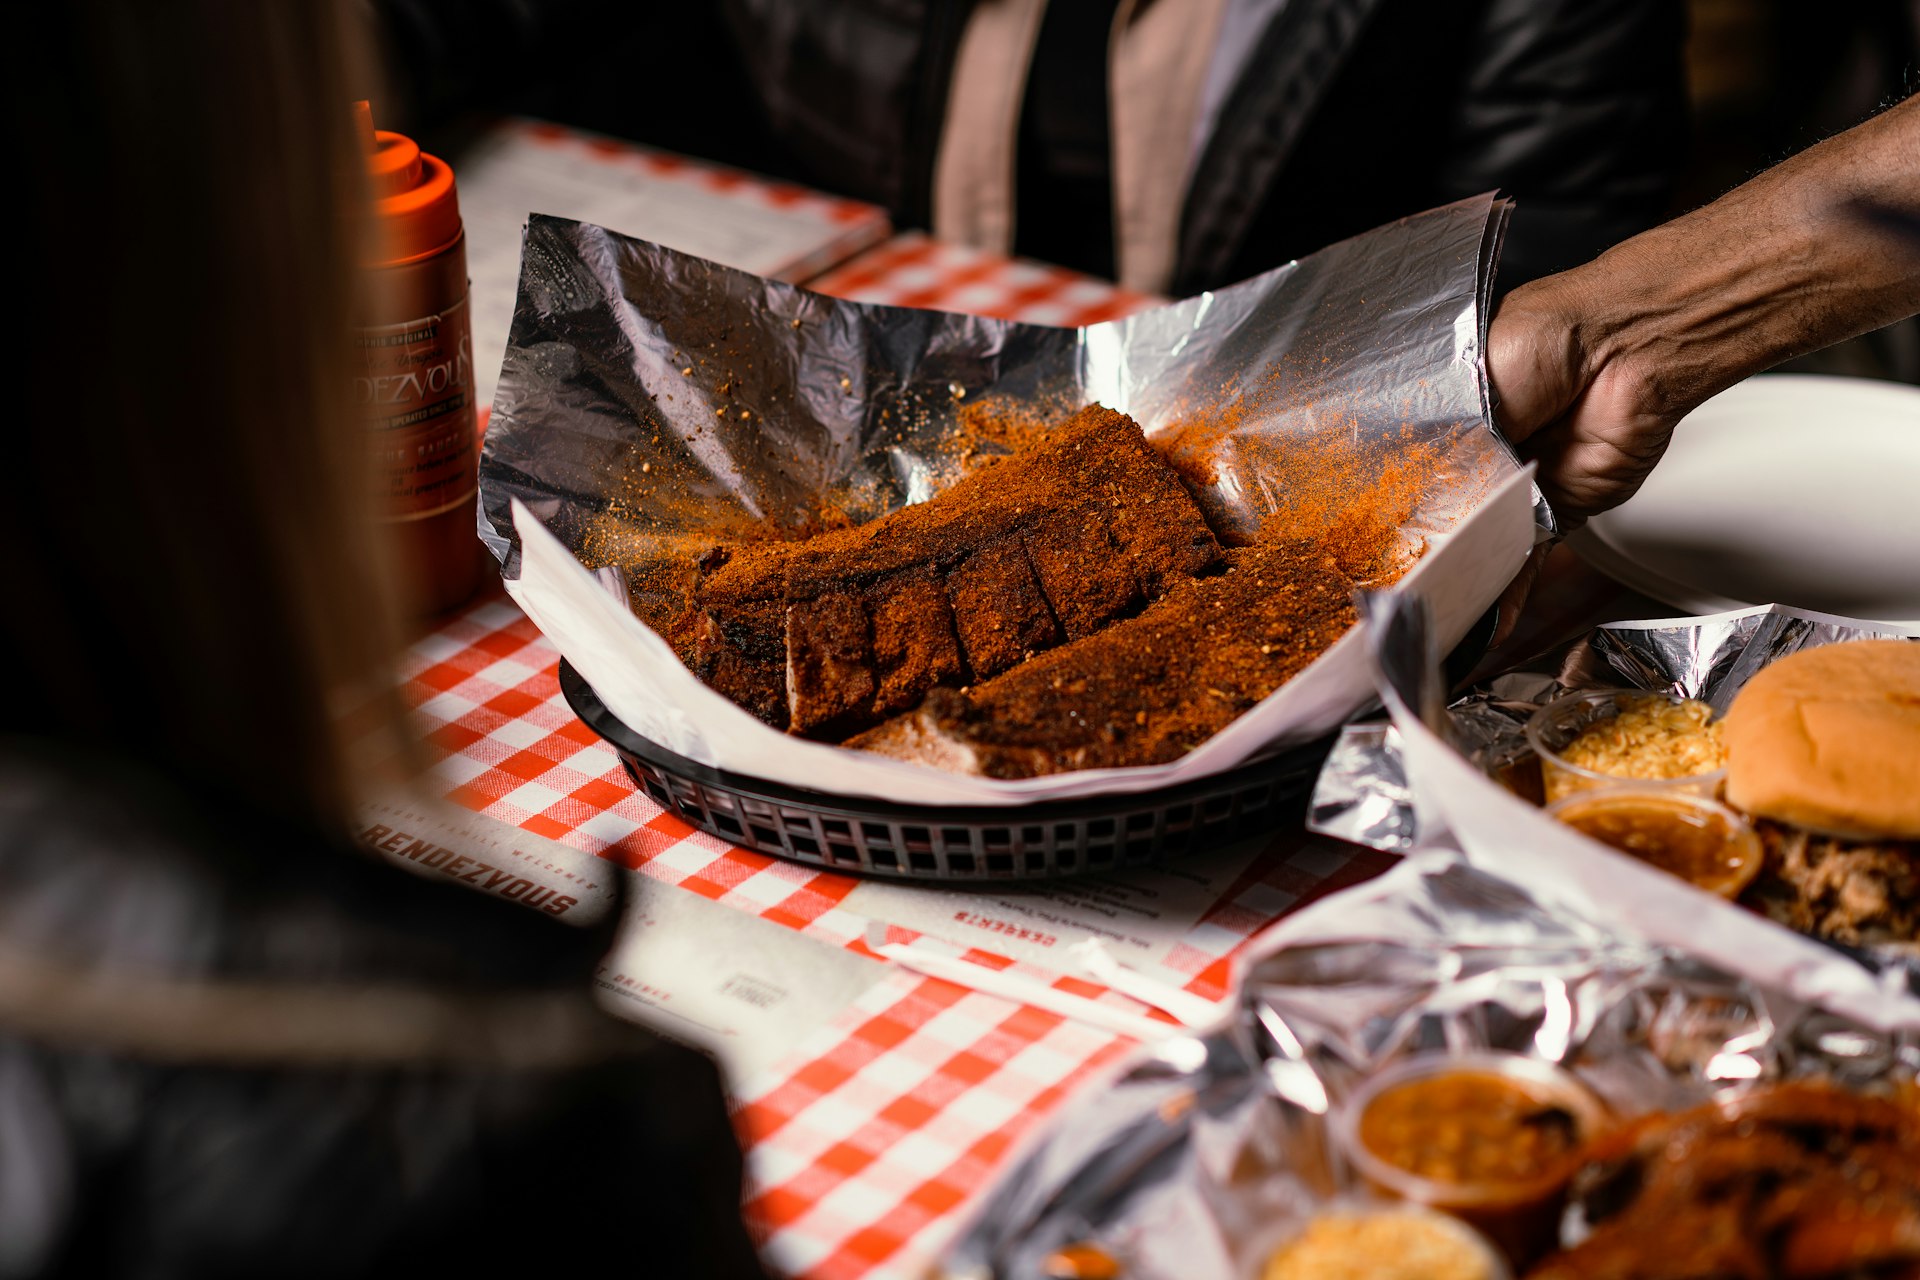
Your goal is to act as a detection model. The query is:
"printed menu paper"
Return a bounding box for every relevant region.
[843,840,1268,983]
[358,794,885,1081]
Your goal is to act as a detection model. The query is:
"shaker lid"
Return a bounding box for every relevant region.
[355,101,461,265]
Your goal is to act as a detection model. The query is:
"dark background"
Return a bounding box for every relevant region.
[381,0,1920,382]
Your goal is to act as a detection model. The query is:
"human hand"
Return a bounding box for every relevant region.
[1489,93,1920,525]
[1485,276,1683,526]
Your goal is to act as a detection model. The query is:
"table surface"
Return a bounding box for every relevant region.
[400,597,1401,1279]
[403,122,1649,1280]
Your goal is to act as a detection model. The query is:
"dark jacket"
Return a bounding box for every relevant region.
[0,744,765,1279]
[1171,0,1688,292]
[387,0,1685,293]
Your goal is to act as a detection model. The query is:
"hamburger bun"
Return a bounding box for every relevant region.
[1722,639,1920,839]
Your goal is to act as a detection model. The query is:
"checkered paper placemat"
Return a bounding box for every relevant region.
[456,117,893,408]
[401,597,1393,1279]
[807,232,1159,327]
[425,215,1391,1278]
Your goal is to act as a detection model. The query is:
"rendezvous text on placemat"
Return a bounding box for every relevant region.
[357,821,581,916]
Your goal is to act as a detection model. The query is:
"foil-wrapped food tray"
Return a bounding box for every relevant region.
[481,197,1530,579]
[941,853,1920,1280]
[1314,602,1920,851]
[1310,599,1920,1008]
[480,197,1539,811]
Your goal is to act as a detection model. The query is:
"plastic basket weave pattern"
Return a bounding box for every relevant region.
[559,661,1327,881]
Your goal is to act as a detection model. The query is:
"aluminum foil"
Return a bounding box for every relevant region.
[1310,602,1920,852]
[940,851,1918,1280]
[481,193,1527,602]
[475,196,1556,802]
[1310,593,1920,1019]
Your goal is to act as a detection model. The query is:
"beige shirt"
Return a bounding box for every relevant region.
[932,0,1235,294]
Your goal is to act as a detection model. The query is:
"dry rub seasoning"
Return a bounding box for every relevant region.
[602,395,1438,775]
[846,536,1371,776]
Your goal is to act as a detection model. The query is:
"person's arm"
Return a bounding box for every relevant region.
[1488,92,1920,522]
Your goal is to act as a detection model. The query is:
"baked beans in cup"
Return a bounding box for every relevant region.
[1333,1052,1609,1268]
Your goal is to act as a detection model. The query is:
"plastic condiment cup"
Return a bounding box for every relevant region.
[1246,1200,1511,1280]
[1547,788,1763,899]
[1333,1052,1608,1267]
[1524,689,1727,804]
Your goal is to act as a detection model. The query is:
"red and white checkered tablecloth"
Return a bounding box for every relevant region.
[403,599,1392,1278]
[809,232,1159,327]
[498,120,893,285]
[419,227,1393,1279]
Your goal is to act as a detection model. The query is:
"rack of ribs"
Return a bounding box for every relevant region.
[1527,1082,1920,1279]
[845,538,1360,777]
[676,405,1222,738]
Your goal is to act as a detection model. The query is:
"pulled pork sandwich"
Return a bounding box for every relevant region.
[1722,639,1920,946]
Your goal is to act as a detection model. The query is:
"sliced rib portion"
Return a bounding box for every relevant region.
[1020,508,1139,640]
[868,566,967,718]
[945,537,1059,679]
[680,544,792,726]
[846,540,1359,777]
[677,405,1221,736]
[783,591,874,736]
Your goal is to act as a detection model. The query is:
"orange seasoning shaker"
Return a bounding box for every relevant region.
[352,101,484,616]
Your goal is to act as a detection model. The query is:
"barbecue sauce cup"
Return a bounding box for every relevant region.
[1546,789,1763,899]
[1333,1052,1609,1268]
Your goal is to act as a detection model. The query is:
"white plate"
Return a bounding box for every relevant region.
[1571,373,1920,623]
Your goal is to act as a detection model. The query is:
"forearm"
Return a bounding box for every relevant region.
[1544,93,1920,417]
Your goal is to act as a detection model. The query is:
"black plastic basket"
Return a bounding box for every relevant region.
[559,660,1329,882]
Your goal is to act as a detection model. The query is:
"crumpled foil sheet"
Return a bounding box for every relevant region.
[1309,603,1920,853]
[939,852,1918,1280]
[480,194,1532,592]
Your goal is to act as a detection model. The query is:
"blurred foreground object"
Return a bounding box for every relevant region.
[0,744,765,1278]
[0,2,765,1274]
